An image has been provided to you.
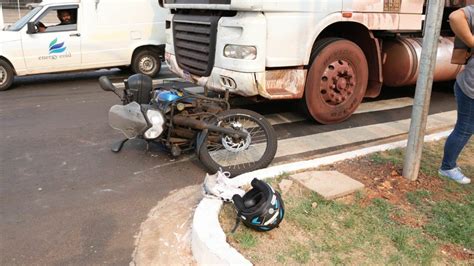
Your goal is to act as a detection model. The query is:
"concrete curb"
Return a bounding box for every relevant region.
[191,198,252,265]
[191,130,451,265]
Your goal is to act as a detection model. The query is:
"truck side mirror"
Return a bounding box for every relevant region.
[26,22,36,34]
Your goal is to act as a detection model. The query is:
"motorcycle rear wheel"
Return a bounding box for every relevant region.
[198,109,278,177]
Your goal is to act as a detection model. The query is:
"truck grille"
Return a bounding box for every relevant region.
[173,15,220,77]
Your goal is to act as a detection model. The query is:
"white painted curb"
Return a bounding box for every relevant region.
[192,198,252,265]
[191,130,452,265]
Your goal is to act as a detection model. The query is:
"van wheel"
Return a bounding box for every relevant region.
[131,50,161,77]
[0,60,14,91]
[304,38,368,124]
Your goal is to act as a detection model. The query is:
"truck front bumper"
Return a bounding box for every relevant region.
[165,52,260,97]
[165,52,306,100]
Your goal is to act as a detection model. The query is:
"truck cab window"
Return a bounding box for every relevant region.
[35,8,78,33]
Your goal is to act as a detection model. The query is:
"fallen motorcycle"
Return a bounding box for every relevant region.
[99,74,278,177]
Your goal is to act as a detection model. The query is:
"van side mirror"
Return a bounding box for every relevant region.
[26,22,36,34]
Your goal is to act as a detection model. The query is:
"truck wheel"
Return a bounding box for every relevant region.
[304,38,368,124]
[131,50,161,77]
[0,60,14,91]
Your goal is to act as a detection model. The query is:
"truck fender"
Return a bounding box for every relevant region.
[303,12,349,66]
[306,20,383,98]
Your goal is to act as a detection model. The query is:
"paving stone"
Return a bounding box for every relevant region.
[291,170,364,200]
[278,179,294,195]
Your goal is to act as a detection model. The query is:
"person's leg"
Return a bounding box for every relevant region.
[439,82,473,183]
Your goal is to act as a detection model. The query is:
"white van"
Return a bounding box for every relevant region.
[0,0,168,91]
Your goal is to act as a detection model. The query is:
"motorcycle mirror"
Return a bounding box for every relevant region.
[99,76,117,92]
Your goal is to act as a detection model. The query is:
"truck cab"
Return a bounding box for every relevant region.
[0,0,169,91]
[163,0,471,124]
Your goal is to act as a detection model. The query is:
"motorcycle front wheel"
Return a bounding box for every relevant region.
[198,109,278,177]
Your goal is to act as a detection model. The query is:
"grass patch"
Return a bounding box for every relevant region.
[369,149,404,166]
[232,230,258,249]
[406,189,432,206]
[220,138,473,264]
[288,243,311,263]
[425,199,474,250]
[388,227,438,264]
[225,189,441,265]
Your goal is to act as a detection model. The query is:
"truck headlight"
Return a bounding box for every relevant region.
[224,45,257,60]
[144,109,165,139]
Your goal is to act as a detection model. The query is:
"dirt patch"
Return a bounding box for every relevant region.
[322,158,462,206]
[131,185,201,265]
[441,244,474,260]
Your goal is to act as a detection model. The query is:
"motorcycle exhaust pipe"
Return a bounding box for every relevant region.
[172,116,248,138]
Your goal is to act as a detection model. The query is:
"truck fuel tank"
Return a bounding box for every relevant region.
[382,37,462,87]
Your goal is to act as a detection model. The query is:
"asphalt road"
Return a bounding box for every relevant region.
[0,68,206,264]
[0,66,457,264]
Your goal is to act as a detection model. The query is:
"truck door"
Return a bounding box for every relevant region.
[21,5,81,73]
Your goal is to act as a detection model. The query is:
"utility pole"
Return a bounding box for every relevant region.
[16,0,21,19]
[0,4,4,30]
[403,0,445,180]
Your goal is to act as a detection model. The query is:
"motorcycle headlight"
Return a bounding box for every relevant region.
[144,109,165,139]
[224,45,257,60]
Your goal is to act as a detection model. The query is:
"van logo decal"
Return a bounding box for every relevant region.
[49,38,66,54]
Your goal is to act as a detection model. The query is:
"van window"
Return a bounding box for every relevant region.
[7,7,43,31]
[34,7,78,33]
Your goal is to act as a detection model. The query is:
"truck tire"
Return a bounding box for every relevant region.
[131,49,161,77]
[0,59,14,91]
[304,38,368,124]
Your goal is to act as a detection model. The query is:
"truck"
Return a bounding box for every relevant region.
[162,0,472,124]
[0,0,168,91]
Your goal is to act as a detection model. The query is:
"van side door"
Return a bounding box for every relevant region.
[21,5,81,73]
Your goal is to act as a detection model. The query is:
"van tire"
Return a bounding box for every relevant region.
[0,59,14,91]
[131,50,161,77]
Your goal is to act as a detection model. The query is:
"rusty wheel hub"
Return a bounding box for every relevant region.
[320,60,356,106]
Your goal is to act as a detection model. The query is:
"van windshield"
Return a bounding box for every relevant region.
[6,7,43,31]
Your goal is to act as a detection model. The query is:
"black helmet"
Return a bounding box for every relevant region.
[232,178,284,231]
